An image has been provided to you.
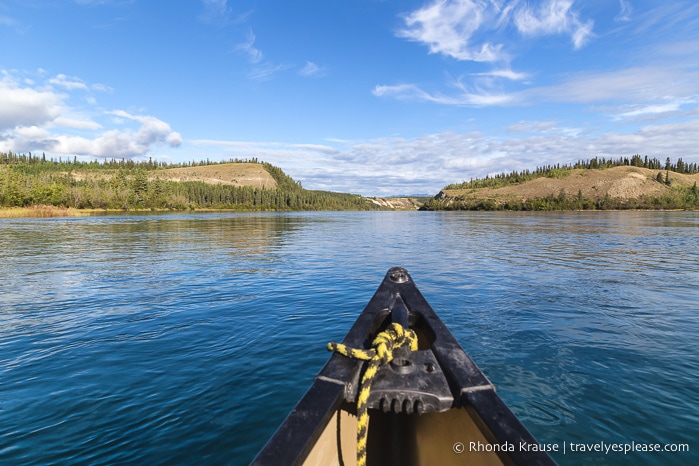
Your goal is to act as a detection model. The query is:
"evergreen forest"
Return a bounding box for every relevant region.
[421,155,699,211]
[0,152,379,211]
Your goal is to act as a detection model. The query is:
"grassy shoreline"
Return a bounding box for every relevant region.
[0,205,114,218]
[0,205,192,218]
[0,205,350,218]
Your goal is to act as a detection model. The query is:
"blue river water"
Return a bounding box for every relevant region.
[1,211,697,465]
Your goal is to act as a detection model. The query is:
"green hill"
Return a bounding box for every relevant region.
[0,152,382,213]
[422,156,699,211]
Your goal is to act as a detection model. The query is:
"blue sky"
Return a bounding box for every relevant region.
[2,0,699,195]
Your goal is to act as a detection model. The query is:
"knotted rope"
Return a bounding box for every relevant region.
[327,322,418,466]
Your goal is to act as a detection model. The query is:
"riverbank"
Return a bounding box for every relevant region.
[0,205,98,218]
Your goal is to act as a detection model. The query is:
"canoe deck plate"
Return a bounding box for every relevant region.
[366,349,454,414]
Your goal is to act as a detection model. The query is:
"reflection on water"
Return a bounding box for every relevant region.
[1,211,698,464]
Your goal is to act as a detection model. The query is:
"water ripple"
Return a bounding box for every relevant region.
[1,211,698,464]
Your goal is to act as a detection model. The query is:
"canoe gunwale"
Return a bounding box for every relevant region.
[251,267,556,465]
[250,378,345,465]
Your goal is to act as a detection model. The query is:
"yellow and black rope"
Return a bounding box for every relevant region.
[327,322,418,466]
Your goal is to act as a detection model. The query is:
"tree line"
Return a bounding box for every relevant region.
[423,155,699,211]
[444,155,699,191]
[0,150,260,170]
[0,153,380,211]
[421,186,699,211]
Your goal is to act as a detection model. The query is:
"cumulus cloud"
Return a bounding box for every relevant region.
[0,74,62,130]
[49,116,182,158]
[4,112,182,158]
[95,110,183,155]
[166,131,183,146]
[0,70,181,158]
[53,116,103,130]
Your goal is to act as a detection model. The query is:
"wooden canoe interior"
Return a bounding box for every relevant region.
[302,403,505,466]
[252,269,554,466]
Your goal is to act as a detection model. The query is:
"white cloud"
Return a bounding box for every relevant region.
[398,0,505,62]
[508,120,559,134]
[525,65,699,106]
[0,71,181,158]
[91,83,113,93]
[166,132,183,147]
[48,74,89,91]
[387,1,596,109]
[237,31,263,63]
[26,119,181,158]
[200,0,230,22]
[248,63,290,81]
[49,112,182,158]
[235,30,290,80]
[0,125,55,153]
[0,73,62,130]
[108,110,182,151]
[471,68,529,81]
[299,61,326,78]
[189,115,699,196]
[53,116,103,130]
[591,119,699,156]
[571,21,593,49]
[397,0,595,64]
[615,0,633,22]
[513,0,594,49]
[193,139,340,157]
[613,100,692,121]
[373,83,515,106]
[202,0,227,15]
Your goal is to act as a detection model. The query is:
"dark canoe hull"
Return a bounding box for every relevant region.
[252,267,556,466]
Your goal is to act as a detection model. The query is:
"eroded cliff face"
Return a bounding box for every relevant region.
[369,197,423,210]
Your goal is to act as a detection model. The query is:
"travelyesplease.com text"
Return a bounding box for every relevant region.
[459,440,690,455]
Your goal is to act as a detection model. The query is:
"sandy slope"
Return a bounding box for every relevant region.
[67,163,277,189]
[155,163,276,189]
[440,166,699,202]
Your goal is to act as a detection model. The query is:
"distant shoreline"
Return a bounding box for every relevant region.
[2,204,696,219]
